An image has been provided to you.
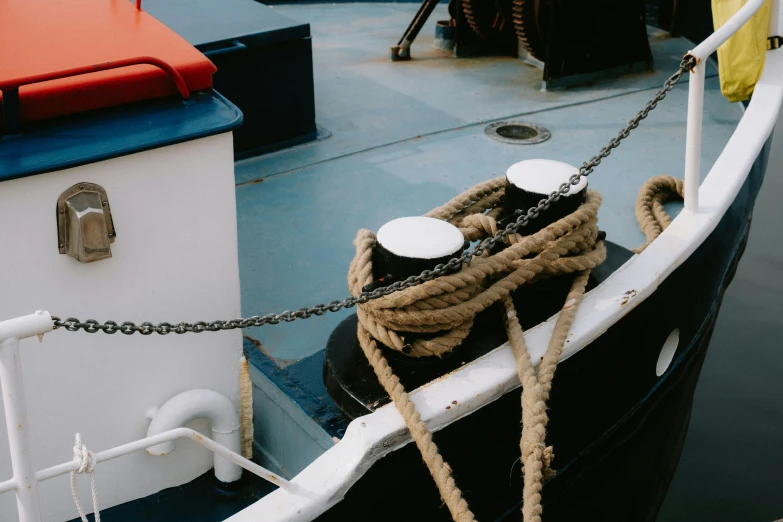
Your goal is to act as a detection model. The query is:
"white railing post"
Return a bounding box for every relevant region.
[681,0,767,213]
[0,337,41,522]
[0,311,53,522]
[684,59,706,213]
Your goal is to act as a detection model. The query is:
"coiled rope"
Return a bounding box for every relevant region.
[634,175,685,253]
[347,174,685,522]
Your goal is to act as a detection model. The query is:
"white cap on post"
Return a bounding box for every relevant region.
[374,216,465,284]
[506,159,587,195]
[377,217,465,260]
[504,159,587,232]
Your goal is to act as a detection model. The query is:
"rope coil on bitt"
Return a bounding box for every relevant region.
[348,176,607,522]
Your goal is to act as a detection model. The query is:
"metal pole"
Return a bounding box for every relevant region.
[684,59,705,213]
[0,337,41,522]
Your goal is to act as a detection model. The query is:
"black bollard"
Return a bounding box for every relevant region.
[503,159,587,234]
[370,216,465,287]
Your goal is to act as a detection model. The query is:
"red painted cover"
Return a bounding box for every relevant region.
[0,0,216,125]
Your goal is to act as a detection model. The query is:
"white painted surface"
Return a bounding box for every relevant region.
[228,41,783,522]
[376,216,464,259]
[146,388,242,483]
[656,329,681,377]
[0,337,42,522]
[0,133,243,521]
[684,61,706,213]
[506,159,587,195]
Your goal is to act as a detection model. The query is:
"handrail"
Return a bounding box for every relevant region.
[0,312,312,522]
[0,56,190,135]
[683,0,768,213]
[0,56,189,98]
[0,427,313,499]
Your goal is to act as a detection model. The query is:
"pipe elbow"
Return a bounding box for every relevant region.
[146,389,240,456]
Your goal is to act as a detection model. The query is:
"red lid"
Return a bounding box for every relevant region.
[0,0,216,127]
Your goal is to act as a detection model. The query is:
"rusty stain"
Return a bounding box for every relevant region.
[17,423,22,430]
[446,405,451,410]
[451,400,457,405]
[620,289,638,306]
[244,335,296,368]
[194,433,203,441]
[235,177,265,187]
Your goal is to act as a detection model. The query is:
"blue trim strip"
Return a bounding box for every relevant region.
[0,90,242,182]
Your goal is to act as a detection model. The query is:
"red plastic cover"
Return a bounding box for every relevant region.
[0,0,216,125]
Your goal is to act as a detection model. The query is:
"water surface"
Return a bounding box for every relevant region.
[658,119,783,521]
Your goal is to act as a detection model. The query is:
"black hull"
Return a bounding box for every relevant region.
[315,142,771,521]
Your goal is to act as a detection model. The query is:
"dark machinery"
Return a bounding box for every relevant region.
[392,0,653,88]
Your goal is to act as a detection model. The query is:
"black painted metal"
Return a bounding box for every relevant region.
[324,240,633,418]
[392,0,443,60]
[543,0,653,88]
[316,139,770,521]
[142,0,317,156]
[0,88,20,136]
[453,0,517,58]
[372,240,465,287]
[502,177,586,233]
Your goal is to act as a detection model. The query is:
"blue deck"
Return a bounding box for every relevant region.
[235,4,741,365]
[223,3,747,481]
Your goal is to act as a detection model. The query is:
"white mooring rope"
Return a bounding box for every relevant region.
[70,433,101,522]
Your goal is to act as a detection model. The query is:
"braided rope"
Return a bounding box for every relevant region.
[348,174,684,520]
[347,176,606,521]
[633,175,685,253]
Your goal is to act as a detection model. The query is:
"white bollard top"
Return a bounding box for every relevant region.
[506,159,587,195]
[377,217,465,260]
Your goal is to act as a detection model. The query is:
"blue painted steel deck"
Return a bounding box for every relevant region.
[236,4,742,365]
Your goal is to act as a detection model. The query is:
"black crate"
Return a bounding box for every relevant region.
[144,0,317,156]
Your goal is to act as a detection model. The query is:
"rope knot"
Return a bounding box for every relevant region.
[73,433,96,474]
[70,433,101,522]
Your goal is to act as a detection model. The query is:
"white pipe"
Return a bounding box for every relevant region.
[0,337,41,522]
[690,0,766,60]
[770,0,781,36]
[0,428,313,498]
[0,311,53,343]
[146,389,243,483]
[684,60,706,213]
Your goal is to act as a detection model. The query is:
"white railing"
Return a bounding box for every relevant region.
[684,0,769,212]
[0,312,311,522]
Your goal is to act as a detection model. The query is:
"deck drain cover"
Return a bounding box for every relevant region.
[485,121,550,144]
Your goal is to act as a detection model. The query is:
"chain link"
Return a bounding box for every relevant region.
[52,55,696,335]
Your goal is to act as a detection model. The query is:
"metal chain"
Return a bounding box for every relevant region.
[52,55,696,335]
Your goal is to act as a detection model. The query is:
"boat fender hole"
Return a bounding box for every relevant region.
[484,121,551,145]
[656,329,680,376]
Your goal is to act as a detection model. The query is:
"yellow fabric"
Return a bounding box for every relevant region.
[712,0,771,102]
